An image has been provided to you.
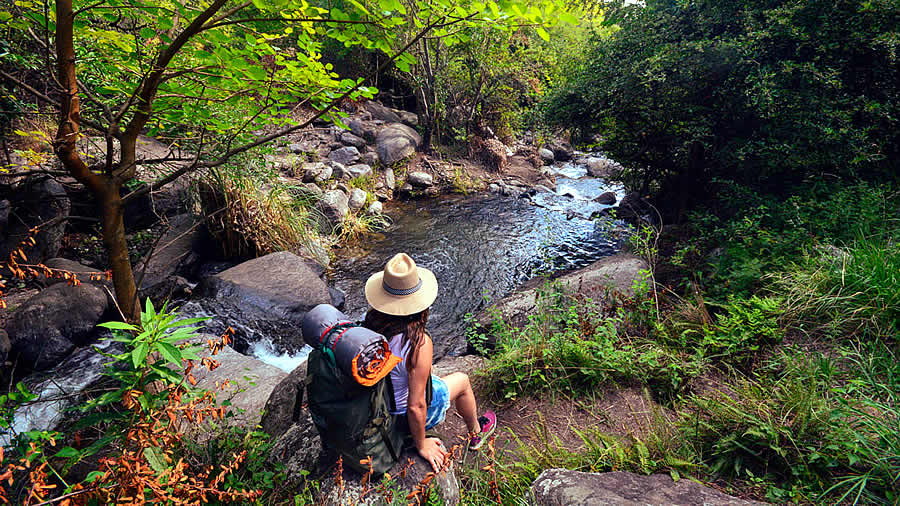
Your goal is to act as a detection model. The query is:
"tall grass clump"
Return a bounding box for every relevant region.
[776,238,900,341]
[684,345,900,503]
[198,170,327,264]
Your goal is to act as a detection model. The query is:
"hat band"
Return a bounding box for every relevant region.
[383,277,422,296]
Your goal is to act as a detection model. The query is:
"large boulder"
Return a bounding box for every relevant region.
[261,361,308,438]
[319,446,460,506]
[0,176,70,266]
[530,469,762,505]
[470,254,648,352]
[376,123,421,165]
[135,214,204,301]
[363,101,403,124]
[349,120,378,144]
[328,146,362,166]
[7,283,111,371]
[194,252,331,355]
[182,333,288,433]
[261,360,326,479]
[538,148,555,163]
[585,157,623,179]
[341,131,368,149]
[547,142,573,162]
[40,258,110,287]
[315,190,350,233]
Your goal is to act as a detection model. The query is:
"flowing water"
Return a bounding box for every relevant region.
[331,160,629,359]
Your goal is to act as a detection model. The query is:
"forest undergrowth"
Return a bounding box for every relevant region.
[461,181,900,504]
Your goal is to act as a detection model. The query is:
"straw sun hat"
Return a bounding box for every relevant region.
[365,253,438,316]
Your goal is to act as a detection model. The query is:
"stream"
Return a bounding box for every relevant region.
[331,161,628,359]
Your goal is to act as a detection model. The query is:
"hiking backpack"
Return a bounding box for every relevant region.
[302,304,431,474]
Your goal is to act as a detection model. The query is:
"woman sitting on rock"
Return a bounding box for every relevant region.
[363,253,497,472]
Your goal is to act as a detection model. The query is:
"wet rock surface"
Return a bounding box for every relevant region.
[530,469,763,506]
[7,283,112,371]
[194,252,330,355]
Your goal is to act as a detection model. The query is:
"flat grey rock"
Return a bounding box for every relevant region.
[530,469,763,506]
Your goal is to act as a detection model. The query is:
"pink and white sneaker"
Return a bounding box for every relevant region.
[469,411,497,451]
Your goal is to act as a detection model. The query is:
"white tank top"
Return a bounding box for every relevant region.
[388,333,411,414]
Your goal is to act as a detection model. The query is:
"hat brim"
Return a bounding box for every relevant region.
[365,267,438,316]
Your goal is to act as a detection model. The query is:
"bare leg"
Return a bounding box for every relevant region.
[442,372,481,434]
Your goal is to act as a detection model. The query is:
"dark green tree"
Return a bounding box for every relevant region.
[545,0,900,219]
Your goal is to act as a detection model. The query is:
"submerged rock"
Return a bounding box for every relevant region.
[593,191,617,205]
[530,469,762,505]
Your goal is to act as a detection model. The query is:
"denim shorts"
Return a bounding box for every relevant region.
[425,375,450,429]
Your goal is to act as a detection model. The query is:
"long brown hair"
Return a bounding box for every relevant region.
[364,308,429,369]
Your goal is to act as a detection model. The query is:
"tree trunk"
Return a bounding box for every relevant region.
[55,0,139,320]
[99,187,139,320]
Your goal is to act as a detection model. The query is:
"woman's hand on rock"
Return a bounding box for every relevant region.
[417,437,447,472]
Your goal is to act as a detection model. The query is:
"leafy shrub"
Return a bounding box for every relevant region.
[478,282,698,400]
[701,296,783,364]
[544,0,900,217]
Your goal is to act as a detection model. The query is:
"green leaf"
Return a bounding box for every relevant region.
[97,321,137,331]
[54,446,81,458]
[143,446,168,473]
[558,11,578,25]
[139,27,156,39]
[535,26,550,42]
[132,341,149,369]
[158,342,183,366]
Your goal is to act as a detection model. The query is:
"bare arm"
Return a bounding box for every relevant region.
[407,336,446,471]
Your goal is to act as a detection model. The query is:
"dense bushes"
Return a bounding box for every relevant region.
[543,0,900,217]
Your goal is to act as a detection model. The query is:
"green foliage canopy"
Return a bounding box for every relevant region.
[543,0,900,215]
